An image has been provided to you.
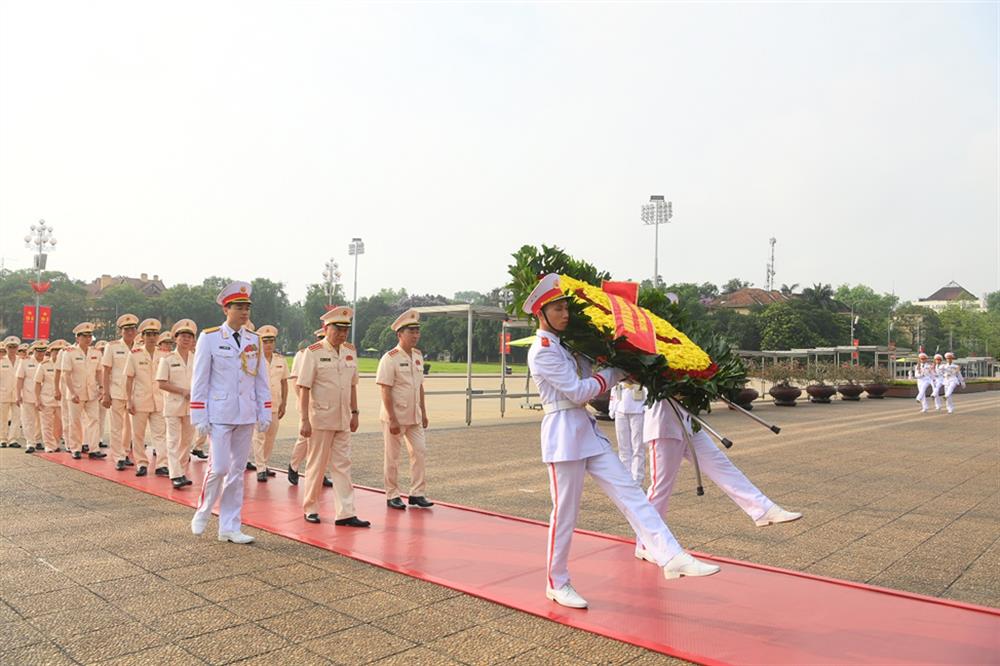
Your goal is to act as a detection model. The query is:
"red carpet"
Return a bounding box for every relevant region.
[39,452,1000,665]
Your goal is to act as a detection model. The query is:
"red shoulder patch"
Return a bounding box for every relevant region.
[308,342,322,351]
[132,348,142,353]
[388,349,399,356]
[540,337,550,347]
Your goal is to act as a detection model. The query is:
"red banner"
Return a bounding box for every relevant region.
[499,332,511,355]
[601,280,640,304]
[22,305,51,340]
[22,306,35,339]
[606,293,658,354]
[38,306,51,339]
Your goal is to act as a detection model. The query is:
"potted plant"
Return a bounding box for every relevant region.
[805,362,837,403]
[727,359,759,410]
[762,362,802,406]
[836,363,865,401]
[864,366,892,399]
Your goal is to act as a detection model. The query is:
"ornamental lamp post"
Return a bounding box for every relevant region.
[348,238,364,347]
[322,258,341,308]
[24,220,57,340]
[640,195,672,288]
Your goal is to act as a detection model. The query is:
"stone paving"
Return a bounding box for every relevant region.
[1,392,997,664]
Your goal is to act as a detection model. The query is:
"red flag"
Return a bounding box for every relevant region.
[38,306,51,339]
[606,293,658,354]
[22,306,36,339]
[29,281,50,294]
[601,280,639,304]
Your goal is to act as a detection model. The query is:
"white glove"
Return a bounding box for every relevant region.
[257,420,271,433]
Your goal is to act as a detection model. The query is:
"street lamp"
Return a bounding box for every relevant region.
[24,220,57,340]
[322,258,341,307]
[640,195,672,287]
[348,238,364,347]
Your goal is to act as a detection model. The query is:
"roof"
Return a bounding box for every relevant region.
[85,274,167,298]
[708,288,789,309]
[921,281,976,302]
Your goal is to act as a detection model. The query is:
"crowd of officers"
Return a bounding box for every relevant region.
[0,305,433,527]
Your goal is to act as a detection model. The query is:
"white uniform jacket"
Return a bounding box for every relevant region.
[609,381,647,416]
[643,398,693,443]
[190,323,271,429]
[913,362,937,380]
[527,329,624,463]
[939,362,966,387]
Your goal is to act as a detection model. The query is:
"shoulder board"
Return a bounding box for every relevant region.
[308,342,323,351]
[203,326,220,334]
[388,349,399,356]
[540,337,551,348]
[132,348,143,354]
[414,347,421,354]
[343,342,355,350]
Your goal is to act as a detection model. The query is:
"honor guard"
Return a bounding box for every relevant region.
[190,281,272,544]
[914,352,935,413]
[608,380,647,484]
[156,319,198,488]
[297,307,369,526]
[250,325,287,482]
[931,353,945,411]
[125,319,167,476]
[524,274,718,609]
[286,328,326,486]
[102,314,139,469]
[55,323,104,460]
[1,336,23,448]
[377,309,433,510]
[940,352,966,414]
[16,340,47,453]
[34,340,66,452]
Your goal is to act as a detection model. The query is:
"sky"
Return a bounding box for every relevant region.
[1,2,997,305]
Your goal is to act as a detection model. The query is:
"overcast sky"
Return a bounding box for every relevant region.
[1,2,996,305]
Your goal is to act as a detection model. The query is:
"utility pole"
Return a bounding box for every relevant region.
[765,237,776,291]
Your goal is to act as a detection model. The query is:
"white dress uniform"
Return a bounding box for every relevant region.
[1,337,23,447]
[914,358,936,412]
[939,358,966,414]
[608,381,647,483]
[190,281,272,541]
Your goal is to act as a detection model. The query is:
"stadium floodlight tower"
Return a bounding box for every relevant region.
[348,238,365,347]
[640,195,672,288]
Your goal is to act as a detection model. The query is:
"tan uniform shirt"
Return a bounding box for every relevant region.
[16,358,41,403]
[101,338,133,400]
[58,344,102,401]
[289,349,306,382]
[34,359,59,408]
[264,353,288,413]
[0,355,17,402]
[155,350,193,417]
[297,340,357,431]
[375,345,424,425]
[125,347,164,412]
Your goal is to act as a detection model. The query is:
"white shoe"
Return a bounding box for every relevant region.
[662,552,720,580]
[218,531,255,544]
[545,583,588,609]
[920,408,928,413]
[634,545,657,563]
[191,517,207,536]
[755,505,803,527]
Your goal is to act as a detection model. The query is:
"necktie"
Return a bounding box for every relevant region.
[233,331,241,348]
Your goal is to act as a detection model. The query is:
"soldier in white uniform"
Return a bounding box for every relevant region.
[297,307,369,526]
[524,274,719,609]
[376,309,433,510]
[930,353,946,411]
[287,328,325,486]
[102,314,139,469]
[190,281,271,544]
[55,323,104,460]
[608,380,647,483]
[913,352,935,413]
[34,340,66,453]
[940,352,966,414]
[15,340,46,453]
[1,336,23,448]
[156,319,198,489]
[125,319,167,476]
[250,325,287,482]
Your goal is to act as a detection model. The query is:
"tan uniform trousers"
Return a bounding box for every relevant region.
[98,404,107,444]
[252,416,280,470]
[38,405,60,452]
[383,423,426,500]
[60,399,70,443]
[290,434,309,471]
[67,399,100,453]
[19,402,41,446]
[193,429,207,451]
[165,415,194,479]
[0,401,22,444]
[303,429,355,519]
[108,399,133,463]
[130,411,165,468]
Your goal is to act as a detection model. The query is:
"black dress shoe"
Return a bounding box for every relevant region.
[82,444,89,453]
[171,477,186,489]
[407,496,434,509]
[71,451,81,460]
[266,469,275,477]
[9,442,21,449]
[98,441,108,448]
[181,476,193,486]
[386,497,406,510]
[246,461,257,471]
[334,516,371,528]
[155,467,169,476]
[304,514,320,523]
[88,451,107,459]
[191,449,207,459]
[135,466,147,477]
[115,460,126,471]
[287,465,299,485]
[323,476,333,488]
[256,471,267,482]
[25,446,35,453]
[0,442,7,448]
[124,457,135,467]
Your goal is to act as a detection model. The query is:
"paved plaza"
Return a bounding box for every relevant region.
[1,392,997,665]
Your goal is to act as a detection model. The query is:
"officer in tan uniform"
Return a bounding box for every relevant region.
[287,328,326,485]
[376,309,433,510]
[125,318,167,476]
[16,340,46,453]
[156,319,197,489]
[93,340,109,448]
[250,325,287,482]
[158,332,175,354]
[1,335,23,448]
[297,307,369,526]
[102,314,139,469]
[55,323,104,460]
[34,340,66,452]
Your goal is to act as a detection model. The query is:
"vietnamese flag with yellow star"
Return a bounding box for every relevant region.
[601,280,657,354]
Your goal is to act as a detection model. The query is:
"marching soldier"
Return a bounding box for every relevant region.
[524,274,718,609]
[156,319,198,489]
[190,281,271,544]
[377,309,433,510]
[1,336,23,448]
[55,323,104,460]
[16,340,47,453]
[608,380,647,484]
[102,314,139,470]
[297,307,369,526]
[287,327,326,486]
[931,353,945,411]
[914,352,935,413]
[34,340,67,453]
[125,319,167,476]
[940,352,966,414]
[250,325,287,482]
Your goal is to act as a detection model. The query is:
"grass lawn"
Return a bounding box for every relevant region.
[284,355,527,375]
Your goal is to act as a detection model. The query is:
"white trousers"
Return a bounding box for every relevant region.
[68,399,99,452]
[165,415,194,479]
[613,413,645,484]
[194,423,254,535]
[931,379,944,409]
[943,379,962,412]
[641,433,773,550]
[546,449,683,590]
[916,378,934,410]
[0,401,22,444]
[19,402,41,445]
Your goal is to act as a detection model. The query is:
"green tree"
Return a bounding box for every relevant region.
[893,304,944,352]
[249,278,290,330]
[157,283,221,332]
[92,285,151,338]
[836,284,899,346]
[801,283,836,311]
[758,303,819,350]
[722,278,751,293]
[779,283,799,296]
[0,269,89,342]
[986,290,1000,314]
[361,315,396,352]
